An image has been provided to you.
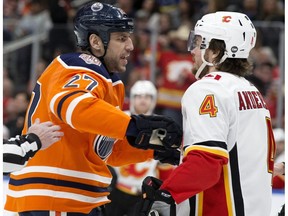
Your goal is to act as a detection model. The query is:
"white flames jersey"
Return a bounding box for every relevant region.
[179,72,275,215]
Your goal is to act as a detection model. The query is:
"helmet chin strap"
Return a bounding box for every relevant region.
[195,49,228,80]
[195,62,208,80]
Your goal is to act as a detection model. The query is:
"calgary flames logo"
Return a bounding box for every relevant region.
[222,16,232,23]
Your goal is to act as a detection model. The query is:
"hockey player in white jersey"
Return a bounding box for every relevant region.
[139,12,276,216]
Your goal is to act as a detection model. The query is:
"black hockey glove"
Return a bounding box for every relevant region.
[126,114,182,150]
[154,148,180,166]
[142,176,174,205]
[133,176,175,216]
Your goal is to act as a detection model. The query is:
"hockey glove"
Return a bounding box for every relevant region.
[154,148,181,166]
[126,114,182,150]
[135,176,175,216]
[142,176,174,204]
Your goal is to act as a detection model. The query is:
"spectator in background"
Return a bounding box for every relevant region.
[247,46,280,124]
[157,12,174,50]
[156,0,180,28]
[126,29,152,87]
[116,0,135,17]
[138,0,160,30]
[247,62,274,96]
[27,58,49,92]
[178,0,196,25]
[45,0,76,62]
[3,0,20,42]
[14,0,52,38]
[3,68,15,124]
[13,0,53,91]
[205,0,229,13]
[156,24,196,128]
[259,0,284,21]
[5,91,30,137]
[241,0,259,20]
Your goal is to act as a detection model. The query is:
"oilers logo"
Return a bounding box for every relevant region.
[93,135,116,160]
[91,2,103,12]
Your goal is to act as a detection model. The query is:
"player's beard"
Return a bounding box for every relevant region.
[103,54,126,73]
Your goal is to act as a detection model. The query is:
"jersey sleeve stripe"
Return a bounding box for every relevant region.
[184,145,229,159]
[57,90,87,121]
[229,144,245,215]
[193,140,227,149]
[223,164,235,215]
[66,92,94,129]
[9,177,109,193]
[50,91,69,116]
[12,166,112,184]
[7,189,109,204]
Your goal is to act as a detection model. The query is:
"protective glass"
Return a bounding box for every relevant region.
[187,31,204,51]
[187,30,195,51]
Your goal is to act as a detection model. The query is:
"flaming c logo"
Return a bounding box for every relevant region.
[222,16,232,22]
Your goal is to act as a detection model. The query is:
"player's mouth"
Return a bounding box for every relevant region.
[120,55,129,65]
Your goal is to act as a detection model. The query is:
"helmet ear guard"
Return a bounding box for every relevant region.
[74,2,134,49]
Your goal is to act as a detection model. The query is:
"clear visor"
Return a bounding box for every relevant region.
[187,30,195,51]
[187,31,206,51]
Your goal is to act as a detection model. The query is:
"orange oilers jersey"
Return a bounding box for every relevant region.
[5,53,153,214]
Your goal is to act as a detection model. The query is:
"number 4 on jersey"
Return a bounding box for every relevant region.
[199,95,218,117]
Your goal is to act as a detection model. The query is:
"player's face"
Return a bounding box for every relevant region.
[133,94,153,115]
[189,35,203,75]
[104,32,134,73]
[190,35,212,77]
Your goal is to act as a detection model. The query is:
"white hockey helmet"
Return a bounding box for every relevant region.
[130,80,157,115]
[187,11,257,79]
[188,11,257,58]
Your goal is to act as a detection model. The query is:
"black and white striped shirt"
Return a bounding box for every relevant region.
[3,133,42,173]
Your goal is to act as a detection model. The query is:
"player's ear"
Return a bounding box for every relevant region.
[212,49,220,59]
[89,34,104,54]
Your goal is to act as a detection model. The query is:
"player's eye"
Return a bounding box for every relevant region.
[119,35,127,42]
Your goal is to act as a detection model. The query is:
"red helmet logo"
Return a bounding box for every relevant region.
[222,16,232,23]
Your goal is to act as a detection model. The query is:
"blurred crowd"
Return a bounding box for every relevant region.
[3,0,285,169]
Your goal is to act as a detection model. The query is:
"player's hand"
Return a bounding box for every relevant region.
[126,114,182,150]
[133,176,175,216]
[154,148,181,165]
[28,118,64,150]
[142,176,174,205]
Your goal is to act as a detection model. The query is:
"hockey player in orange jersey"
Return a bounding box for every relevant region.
[4,2,182,216]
